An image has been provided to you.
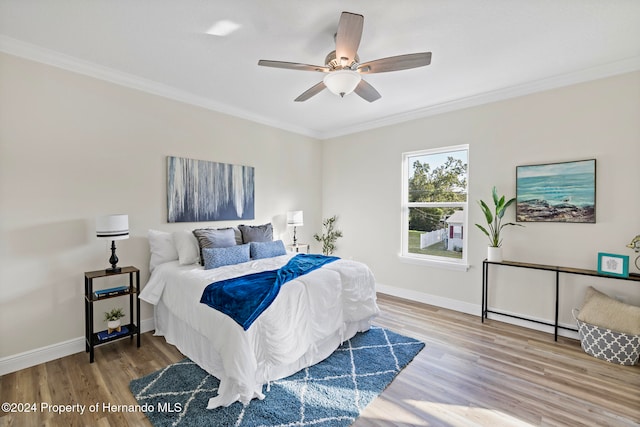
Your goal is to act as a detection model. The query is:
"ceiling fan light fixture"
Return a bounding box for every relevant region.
[258,12,429,102]
[323,69,361,98]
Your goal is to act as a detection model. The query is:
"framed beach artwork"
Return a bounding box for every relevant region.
[167,156,255,222]
[516,159,596,223]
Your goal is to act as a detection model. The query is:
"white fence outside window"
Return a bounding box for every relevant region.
[420,229,445,249]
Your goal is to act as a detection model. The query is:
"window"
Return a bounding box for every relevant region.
[401,145,469,270]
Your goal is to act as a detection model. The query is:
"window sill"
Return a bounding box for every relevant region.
[398,254,469,272]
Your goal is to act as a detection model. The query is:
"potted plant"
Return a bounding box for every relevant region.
[104,307,125,333]
[475,186,522,262]
[313,215,343,256]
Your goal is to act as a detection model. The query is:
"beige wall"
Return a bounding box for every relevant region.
[322,71,640,327]
[0,53,322,358]
[1,50,639,366]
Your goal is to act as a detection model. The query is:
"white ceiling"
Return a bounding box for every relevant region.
[1,1,639,139]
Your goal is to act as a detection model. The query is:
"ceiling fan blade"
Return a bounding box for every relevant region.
[335,12,363,66]
[294,81,326,102]
[258,60,329,73]
[357,52,432,74]
[354,79,381,102]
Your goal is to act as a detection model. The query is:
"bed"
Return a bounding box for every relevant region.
[140,230,379,409]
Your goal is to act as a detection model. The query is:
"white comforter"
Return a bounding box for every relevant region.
[140,253,379,408]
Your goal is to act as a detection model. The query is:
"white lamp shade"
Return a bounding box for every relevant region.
[287,211,304,227]
[323,70,362,97]
[96,214,129,240]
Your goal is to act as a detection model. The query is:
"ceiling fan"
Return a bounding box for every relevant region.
[257,11,432,102]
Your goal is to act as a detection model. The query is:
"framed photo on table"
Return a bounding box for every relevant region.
[597,252,629,277]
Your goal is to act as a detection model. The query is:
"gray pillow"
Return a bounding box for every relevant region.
[238,223,273,243]
[193,228,237,265]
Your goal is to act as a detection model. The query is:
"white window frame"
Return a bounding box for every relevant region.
[399,144,469,271]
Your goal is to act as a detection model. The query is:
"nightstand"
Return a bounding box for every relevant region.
[84,266,140,363]
[287,243,309,253]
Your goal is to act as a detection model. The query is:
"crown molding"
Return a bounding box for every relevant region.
[0,35,320,139]
[2,35,638,141]
[317,56,640,139]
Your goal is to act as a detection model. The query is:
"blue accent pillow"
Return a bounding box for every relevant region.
[250,240,286,260]
[202,244,250,269]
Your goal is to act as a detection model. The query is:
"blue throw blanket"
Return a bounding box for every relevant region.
[200,254,339,330]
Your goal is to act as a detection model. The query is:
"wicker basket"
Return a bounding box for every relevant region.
[573,309,640,366]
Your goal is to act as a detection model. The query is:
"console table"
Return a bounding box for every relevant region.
[482,260,640,341]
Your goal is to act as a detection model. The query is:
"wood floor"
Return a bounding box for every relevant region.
[1,293,638,426]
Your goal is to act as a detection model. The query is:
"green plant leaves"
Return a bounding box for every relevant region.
[475,186,521,247]
[314,215,343,256]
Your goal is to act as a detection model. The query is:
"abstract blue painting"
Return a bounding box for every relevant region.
[516,159,595,223]
[167,156,254,222]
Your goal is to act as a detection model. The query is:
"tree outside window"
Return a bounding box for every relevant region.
[402,145,468,267]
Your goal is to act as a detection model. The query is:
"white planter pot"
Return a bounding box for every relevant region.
[487,246,503,262]
[107,319,121,332]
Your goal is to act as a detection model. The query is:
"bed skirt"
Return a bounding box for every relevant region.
[153,299,374,408]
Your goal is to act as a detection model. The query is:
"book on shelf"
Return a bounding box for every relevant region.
[97,326,129,341]
[94,285,130,299]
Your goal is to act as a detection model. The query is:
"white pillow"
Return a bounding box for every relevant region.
[148,229,178,273]
[172,230,200,265]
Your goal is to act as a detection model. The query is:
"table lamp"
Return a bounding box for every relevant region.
[96,214,129,273]
[287,211,304,246]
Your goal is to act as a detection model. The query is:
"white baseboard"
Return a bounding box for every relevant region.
[485,310,579,340]
[2,286,581,377]
[376,282,479,316]
[375,283,579,340]
[0,317,155,376]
